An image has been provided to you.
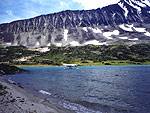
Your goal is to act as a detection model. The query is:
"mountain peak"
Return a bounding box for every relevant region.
[118,0,150,17]
[120,0,150,7]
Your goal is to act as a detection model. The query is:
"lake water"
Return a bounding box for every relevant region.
[3,65,150,113]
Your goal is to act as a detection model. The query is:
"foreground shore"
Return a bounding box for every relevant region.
[0,77,74,113]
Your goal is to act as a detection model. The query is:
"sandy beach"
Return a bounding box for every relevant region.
[0,77,74,113]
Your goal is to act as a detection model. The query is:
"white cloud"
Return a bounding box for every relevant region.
[5,10,22,23]
[24,10,40,18]
[30,0,51,6]
[73,0,120,9]
[60,1,68,7]
[6,10,14,16]
[30,0,45,4]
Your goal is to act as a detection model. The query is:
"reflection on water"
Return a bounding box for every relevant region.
[3,65,150,113]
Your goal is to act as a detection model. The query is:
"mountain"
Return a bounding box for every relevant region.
[0,0,150,48]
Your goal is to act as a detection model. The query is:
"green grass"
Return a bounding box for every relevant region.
[73,60,150,66]
[15,64,61,67]
[15,60,150,67]
[1,44,150,66]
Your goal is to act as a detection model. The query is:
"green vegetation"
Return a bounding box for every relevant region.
[1,43,150,66]
[0,46,40,63]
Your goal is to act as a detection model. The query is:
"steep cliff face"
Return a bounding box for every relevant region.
[0,0,150,47]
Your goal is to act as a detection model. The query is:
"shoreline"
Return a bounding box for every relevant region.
[0,77,74,113]
[15,63,150,67]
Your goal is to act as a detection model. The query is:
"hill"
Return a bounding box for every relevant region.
[0,43,150,66]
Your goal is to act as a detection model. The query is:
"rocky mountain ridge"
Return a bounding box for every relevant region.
[0,0,150,47]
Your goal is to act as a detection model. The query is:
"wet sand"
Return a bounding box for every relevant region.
[0,77,74,113]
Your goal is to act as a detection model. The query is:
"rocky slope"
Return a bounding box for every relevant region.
[0,0,150,47]
[0,64,26,76]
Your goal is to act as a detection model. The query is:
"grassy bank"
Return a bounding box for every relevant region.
[15,60,150,67]
[15,64,61,67]
[1,43,150,66]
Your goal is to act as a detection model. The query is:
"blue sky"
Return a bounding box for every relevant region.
[0,0,120,24]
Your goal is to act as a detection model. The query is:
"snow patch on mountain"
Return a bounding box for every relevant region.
[43,36,46,39]
[145,32,150,36]
[123,0,149,7]
[36,42,40,46]
[118,2,129,17]
[6,43,12,46]
[134,27,145,32]
[56,43,62,47]
[70,41,80,46]
[82,27,88,32]
[84,40,106,45]
[128,1,142,12]
[82,27,102,33]
[130,0,146,7]
[129,38,139,40]
[90,27,102,33]
[103,30,119,39]
[64,29,68,41]
[142,0,150,7]
[119,24,134,31]
[47,43,51,46]
[119,24,147,32]
[119,36,129,39]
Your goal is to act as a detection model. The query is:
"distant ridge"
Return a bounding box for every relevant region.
[0,0,150,48]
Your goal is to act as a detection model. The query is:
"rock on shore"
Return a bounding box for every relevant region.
[0,64,26,76]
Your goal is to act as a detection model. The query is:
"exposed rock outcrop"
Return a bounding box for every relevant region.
[0,64,26,76]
